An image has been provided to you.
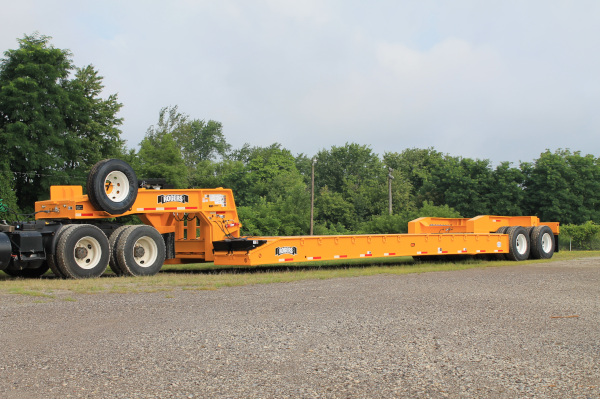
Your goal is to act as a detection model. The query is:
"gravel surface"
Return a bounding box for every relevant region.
[1,258,599,398]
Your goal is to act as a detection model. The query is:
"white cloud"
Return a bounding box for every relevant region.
[2,0,600,164]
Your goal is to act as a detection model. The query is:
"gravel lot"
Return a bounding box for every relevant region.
[1,258,599,398]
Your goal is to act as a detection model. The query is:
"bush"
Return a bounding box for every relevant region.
[359,201,462,234]
[559,221,600,250]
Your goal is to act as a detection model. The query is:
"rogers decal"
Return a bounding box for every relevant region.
[157,194,189,204]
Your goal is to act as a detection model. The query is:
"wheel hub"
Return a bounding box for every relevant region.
[134,245,145,258]
[75,247,89,259]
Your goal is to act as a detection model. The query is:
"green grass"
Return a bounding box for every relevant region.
[1,250,599,298]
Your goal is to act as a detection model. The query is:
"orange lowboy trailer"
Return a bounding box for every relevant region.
[0,159,558,279]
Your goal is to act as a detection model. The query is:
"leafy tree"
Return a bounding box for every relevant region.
[315,186,358,232]
[383,148,445,207]
[225,143,302,205]
[488,161,524,215]
[434,157,495,217]
[0,33,124,209]
[148,106,231,169]
[385,148,520,217]
[210,143,311,236]
[315,143,410,223]
[522,149,600,224]
[67,65,125,165]
[134,130,188,189]
[0,159,19,220]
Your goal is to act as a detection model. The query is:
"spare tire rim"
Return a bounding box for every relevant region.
[133,236,158,267]
[516,233,528,255]
[74,236,102,269]
[541,232,553,253]
[104,170,130,203]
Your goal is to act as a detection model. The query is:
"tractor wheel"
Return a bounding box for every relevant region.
[116,225,165,277]
[108,225,132,276]
[56,225,109,279]
[86,159,138,215]
[47,224,74,279]
[530,226,555,259]
[506,226,531,261]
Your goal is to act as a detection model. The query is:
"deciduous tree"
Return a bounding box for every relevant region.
[0,33,123,209]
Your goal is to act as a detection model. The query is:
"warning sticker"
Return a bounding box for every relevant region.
[206,194,226,207]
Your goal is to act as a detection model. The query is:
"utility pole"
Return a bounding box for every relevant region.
[388,167,394,215]
[310,157,317,235]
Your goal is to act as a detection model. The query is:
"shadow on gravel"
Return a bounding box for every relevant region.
[159,254,495,276]
[159,262,415,276]
[158,256,489,276]
[0,255,491,280]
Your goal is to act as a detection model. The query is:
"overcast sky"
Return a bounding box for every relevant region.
[2,0,600,165]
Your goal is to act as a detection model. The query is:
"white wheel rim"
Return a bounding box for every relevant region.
[541,232,553,253]
[74,236,102,269]
[516,233,528,255]
[104,170,129,203]
[133,236,158,267]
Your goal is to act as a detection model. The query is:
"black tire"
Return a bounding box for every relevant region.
[0,232,12,270]
[495,226,509,234]
[116,225,165,276]
[108,225,132,276]
[47,224,74,279]
[506,226,531,261]
[56,224,109,279]
[494,226,510,260]
[3,261,50,278]
[530,225,555,259]
[524,226,535,237]
[86,159,138,215]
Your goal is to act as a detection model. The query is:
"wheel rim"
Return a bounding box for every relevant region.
[73,236,102,269]
[541,232,553,253]
[132,236,158,267]
[104,170,130,203]
[516,233,528,255]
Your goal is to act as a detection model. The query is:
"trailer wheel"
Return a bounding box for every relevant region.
[506,226,530,261]
[116,225,165,276]
[108,225,133,276]
[525,226,535,237]
[3,261,50,278]
[494,226,509,260]
[530,225,554,259]
[56,225,109,279]
[87,159,138,215]
[495,226,509,234]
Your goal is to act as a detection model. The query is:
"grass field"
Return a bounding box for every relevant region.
[1,250,599,299]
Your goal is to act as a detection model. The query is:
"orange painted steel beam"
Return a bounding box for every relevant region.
[36,185,558,267]
[213,233,513,266]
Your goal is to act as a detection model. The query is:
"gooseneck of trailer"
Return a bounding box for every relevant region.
[0,159,559,279]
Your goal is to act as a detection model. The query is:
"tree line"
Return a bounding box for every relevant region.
[2,33,600,246]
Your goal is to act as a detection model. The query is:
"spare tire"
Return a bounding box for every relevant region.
[87,159,138,215]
